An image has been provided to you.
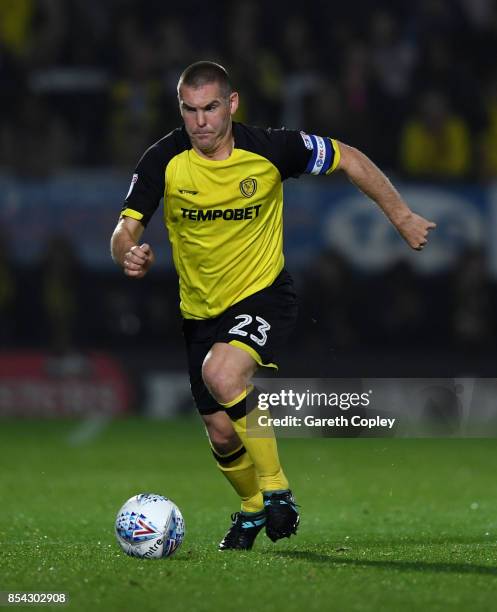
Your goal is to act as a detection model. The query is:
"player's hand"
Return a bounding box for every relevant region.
[122,243,155,278]
[395,212,436,251]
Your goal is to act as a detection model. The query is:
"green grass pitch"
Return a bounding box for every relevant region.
[1,418,497,611]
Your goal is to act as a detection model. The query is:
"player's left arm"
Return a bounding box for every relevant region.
[335,141,436,250]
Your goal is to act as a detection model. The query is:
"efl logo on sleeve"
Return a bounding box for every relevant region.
[300,131,313,150]
[126,173,139,199]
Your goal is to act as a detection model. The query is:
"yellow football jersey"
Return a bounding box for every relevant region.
[121,122,340,319]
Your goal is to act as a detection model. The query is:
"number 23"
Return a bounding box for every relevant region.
[228,314,271,347]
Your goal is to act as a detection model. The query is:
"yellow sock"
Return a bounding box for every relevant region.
[231,416,289,493]
[212,444,264,513]
[221,389,289,493]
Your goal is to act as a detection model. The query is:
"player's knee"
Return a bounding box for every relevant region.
[202,362,241,405]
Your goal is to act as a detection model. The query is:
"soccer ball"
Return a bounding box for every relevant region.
[115,493,185,559]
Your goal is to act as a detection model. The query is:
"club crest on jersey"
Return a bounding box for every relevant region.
[240,177,257,198]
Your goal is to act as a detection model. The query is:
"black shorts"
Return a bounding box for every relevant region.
[183,269,298,415]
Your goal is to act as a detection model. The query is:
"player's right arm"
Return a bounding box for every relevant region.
[111,216,155,279]
[111,139,167,278]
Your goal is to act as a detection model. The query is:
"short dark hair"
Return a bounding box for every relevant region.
[177,61,233,98]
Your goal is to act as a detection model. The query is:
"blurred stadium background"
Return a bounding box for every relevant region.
[1,0,497,421]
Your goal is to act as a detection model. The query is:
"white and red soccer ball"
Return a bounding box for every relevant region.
[115,493,185,559]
